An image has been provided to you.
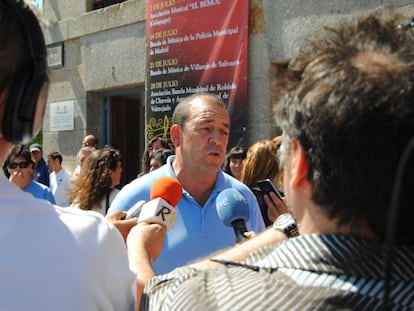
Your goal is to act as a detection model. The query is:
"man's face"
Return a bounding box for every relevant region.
[177,99,230,174]
[46,156,57,172]
[31,150,41,162]
[82,136,97,148]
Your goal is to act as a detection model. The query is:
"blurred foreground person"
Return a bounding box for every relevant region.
[0,1,136,310]
[131,9,414,310]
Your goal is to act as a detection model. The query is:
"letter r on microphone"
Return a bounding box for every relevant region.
[138,197,178,231]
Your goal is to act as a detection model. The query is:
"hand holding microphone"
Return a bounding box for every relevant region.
[216,188,250,243]
[126,176,182,231]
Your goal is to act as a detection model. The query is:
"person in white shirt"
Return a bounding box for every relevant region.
[47,151,72,206]
[0,1,139,310]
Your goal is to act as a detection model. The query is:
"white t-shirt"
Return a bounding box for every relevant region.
[71,188,120,216]
[0,170,136,311]
[49,167,72,207]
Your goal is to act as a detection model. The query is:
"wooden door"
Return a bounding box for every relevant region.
[110,96,143,187]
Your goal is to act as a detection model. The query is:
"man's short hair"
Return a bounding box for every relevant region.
[48,151,63,164]
[172,92,226,127]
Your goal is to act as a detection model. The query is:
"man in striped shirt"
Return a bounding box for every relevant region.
[127,9,414,310]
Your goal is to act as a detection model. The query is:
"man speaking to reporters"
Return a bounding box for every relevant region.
[110,92,265,274]
[130,9,414,310]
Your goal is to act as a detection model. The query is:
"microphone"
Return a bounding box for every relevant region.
[136,176,182,231]
[216,188,250,242]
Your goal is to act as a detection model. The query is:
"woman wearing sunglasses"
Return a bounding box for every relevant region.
[4,144,55,204]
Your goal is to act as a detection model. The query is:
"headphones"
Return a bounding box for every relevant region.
[1,0,48,143]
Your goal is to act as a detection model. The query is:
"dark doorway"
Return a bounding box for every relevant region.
[109,94,145,187]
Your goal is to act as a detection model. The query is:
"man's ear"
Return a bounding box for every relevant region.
[170,124,180,147]
[289,139,309,189]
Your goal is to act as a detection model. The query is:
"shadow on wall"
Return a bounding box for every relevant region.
[93,0,127,10]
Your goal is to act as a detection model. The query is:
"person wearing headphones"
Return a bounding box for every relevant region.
[0,1,139,310]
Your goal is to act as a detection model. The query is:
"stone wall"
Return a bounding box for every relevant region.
[40,0,414,171]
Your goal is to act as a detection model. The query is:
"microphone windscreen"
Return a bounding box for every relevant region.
[216,188,250,226]
[150,176,182,206]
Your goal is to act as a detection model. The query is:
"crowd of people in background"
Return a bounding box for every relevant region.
[5,133,284,229]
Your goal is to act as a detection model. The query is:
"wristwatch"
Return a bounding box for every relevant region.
[273,213,299,238]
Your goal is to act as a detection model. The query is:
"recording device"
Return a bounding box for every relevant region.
[2,0,49,144]
[127,176,182,231]
[256,179,283,200]
[216,188,250,243]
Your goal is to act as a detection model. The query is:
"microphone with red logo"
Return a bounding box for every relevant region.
[216,188,250,243]
[126,176,182,231]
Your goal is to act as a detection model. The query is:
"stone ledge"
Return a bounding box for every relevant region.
[44,0,145,44]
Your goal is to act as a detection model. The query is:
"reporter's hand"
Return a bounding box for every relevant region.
[127,222,167,263]
[127,223,167,309]
[9,169,31,190]
[105,211,137,242]
[243,231,257,239]
[264,192,288,223]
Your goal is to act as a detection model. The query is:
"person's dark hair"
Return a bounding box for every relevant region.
[222,146,246,176]
[172,92,226,127]
[149,137,170,150]
[5,144,33,165]
[48,151,63,164]
[276,10,414,244]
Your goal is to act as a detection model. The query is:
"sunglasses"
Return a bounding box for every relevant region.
[8,161,30,169]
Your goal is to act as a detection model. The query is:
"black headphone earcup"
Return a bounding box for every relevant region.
[1,0,48,144]
[2,61,45,143]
